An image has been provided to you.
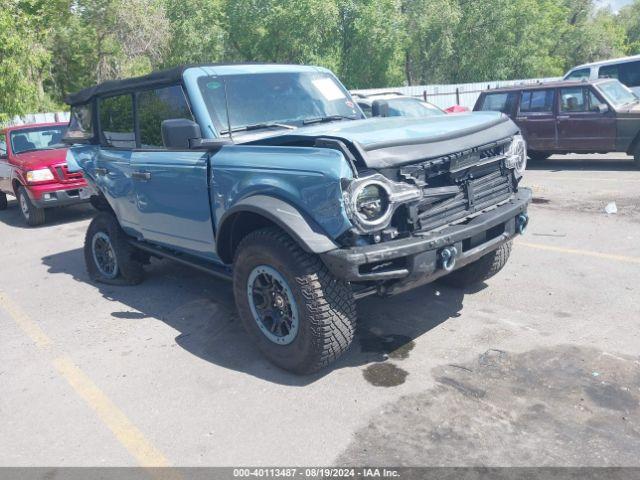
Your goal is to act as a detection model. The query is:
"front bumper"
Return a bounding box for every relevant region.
[27,182,91,208]
[321,188,532,296]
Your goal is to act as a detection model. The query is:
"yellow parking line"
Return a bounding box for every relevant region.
[53,355,170,467]
[0,290,170,468]
[0,292,53,349]
[519,241,640,265]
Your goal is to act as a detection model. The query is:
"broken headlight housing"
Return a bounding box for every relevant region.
[504,134,527,178]
[345,174,422,233]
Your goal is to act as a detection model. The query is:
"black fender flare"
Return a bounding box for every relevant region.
[216,195,339,264]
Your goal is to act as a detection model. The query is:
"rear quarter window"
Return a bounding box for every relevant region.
[479,92,517,114]
[565,68,591,80]
[66,103,94,141]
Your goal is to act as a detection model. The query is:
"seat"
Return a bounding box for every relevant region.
[12,134,36,153]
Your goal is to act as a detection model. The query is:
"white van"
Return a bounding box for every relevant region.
[564,55,640,95]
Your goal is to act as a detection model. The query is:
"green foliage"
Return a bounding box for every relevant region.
[3,0,640,118]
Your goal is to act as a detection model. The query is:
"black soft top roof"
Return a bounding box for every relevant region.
[65,63,277,106]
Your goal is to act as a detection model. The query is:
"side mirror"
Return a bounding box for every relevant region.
[592,103,608,113]
[161,119,232,150]
[162,119,202,149]
[371,100,390,117]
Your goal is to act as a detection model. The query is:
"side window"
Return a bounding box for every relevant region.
[587,89,608,112]
[358,103,372,118]
[479,93,516,114]
[560,88,587,112]
[137,85,193,148]
[619,61,640,88]
[99,94,135,148]
[66,103,94,140]
[565,68,590,80]
[519,89,555,113]
[599,64,619,80]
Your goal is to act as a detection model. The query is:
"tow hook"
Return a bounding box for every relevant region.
[516,213,529,235]
[439,246,458,272]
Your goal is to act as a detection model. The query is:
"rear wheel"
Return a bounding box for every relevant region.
[634,151,640,170]
[0,192,7,210]
[233,227,356,374]
[440,241,512,288]
[17,186,45,226]
[528,151,551,162]
[84,212,144,285]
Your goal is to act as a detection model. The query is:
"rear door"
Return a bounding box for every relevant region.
[556,87,616,152]
[96,94,138,233]
[515,88,557,152]
[130,85,216,259]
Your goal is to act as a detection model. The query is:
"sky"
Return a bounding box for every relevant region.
[599,0,633,12]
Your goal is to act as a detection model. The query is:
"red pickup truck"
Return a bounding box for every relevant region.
[0,122,90,226]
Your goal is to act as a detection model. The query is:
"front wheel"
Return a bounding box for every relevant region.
[233,227,356,374]
[17,186,45,226]
[0,192,7,210]
[84,212,144,285]
[439,241,512,288]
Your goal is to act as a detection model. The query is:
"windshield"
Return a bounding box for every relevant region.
[198,72,362,134]
[386,98,445,118]
[597,81,638,107]
[10,126,67,154]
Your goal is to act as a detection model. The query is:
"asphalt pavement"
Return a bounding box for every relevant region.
[1,153,639,467]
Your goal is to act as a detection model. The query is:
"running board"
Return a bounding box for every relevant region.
[130,241,232,282]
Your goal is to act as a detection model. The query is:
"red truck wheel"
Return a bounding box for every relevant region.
[17,186,45,226]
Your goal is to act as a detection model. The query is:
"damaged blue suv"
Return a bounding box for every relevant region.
[65,64,531,373]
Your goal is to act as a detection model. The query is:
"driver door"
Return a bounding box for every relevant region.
[130,85,217,259]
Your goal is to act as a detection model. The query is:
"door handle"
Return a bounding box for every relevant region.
[95,167,108,175]
[132,171,151,181]
[557,115,570,120]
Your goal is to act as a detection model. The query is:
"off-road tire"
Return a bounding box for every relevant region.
[17,186,45,226]
[0,192,7,210]
[440,241,512,288]
[233,227,356,374]
[528,151,551,162]
[84,212,144,285]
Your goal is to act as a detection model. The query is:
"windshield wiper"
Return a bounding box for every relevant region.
[221,122,296,134]
[303,115,357,125]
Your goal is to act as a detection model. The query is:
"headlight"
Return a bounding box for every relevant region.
[346,174,421,233]
[505,134,527,178]
[26,168,55,183]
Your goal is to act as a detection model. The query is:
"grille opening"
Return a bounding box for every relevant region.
[359,257,407,276]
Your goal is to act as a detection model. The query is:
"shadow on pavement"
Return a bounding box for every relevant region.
[0,197,95,229]
[42,247,472,385]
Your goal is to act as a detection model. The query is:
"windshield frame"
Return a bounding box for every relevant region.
[9,126,68,155]
[196,71,364,136]
[595,80,639,108]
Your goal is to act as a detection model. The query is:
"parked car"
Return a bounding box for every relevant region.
[66,64,531,373]
[474,79,640,167]
[0,122,90,225]
[564,55,640,94]
[352,91,446,118]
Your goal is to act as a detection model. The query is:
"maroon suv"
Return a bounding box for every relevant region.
[474,79,640,168]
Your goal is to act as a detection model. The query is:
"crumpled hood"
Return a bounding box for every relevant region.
[247,112,519,169]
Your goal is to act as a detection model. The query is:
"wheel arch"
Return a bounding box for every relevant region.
[626,129,640,156]
[216,195,338,264]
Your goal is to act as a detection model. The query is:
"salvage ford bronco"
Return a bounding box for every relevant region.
[65,64,531,373]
